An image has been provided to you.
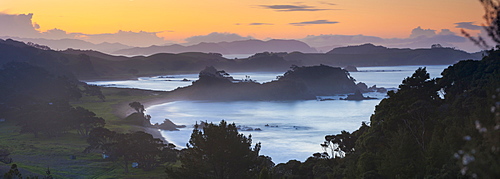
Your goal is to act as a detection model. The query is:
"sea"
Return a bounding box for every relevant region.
[87,65,449,164]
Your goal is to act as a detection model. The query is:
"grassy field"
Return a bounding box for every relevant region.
[0,87,174,178]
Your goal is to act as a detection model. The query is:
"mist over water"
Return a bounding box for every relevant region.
[89,65,449,163]
[148,98,383,163]
[222,54,254,59]
[87,65,447,91]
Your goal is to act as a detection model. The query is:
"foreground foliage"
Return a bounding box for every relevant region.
[85,128,177,173]
[166,120,274,179]
[274,49,500,178]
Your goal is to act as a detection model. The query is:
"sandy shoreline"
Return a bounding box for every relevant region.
[112,94,179,143]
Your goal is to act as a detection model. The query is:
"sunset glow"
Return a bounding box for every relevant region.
[1,0,484,41]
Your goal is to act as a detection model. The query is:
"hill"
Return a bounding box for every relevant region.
[0,37,132,54]
[114,39,318,56]
[284,43,482,67]
[169,65,359,100]
[326,43,411,54]
[0,39,482,82]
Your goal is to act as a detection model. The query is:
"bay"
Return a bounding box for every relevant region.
[88,65,450,163]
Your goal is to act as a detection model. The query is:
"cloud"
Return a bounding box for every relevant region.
[259,5,331,12]
[0,12,168,47]
[300,27,477,52]
[410,26,436,38]
[290,20,339,26]
[319,1,337,6]
[455,22,483,30]
[438,29,455,36]
[0,13,40,38]
[249,23,274,26]
[41,28,75,39]
[184,32,254,45]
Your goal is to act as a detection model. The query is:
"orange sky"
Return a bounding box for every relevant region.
[0,0,485,42]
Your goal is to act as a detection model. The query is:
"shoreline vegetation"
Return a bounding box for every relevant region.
[1,36,498,178]
[82,63,383,143]
[77,87,175,142]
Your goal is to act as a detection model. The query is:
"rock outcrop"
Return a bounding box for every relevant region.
[171,65,361,100]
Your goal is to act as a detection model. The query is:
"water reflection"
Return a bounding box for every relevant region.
[148,99,383,163]
[89,65,450,163]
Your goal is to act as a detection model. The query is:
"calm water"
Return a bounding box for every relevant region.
[89,65,449,163]
[148,96,384,163]
[87,65,447,91]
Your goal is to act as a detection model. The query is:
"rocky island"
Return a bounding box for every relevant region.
[170,64,362,100]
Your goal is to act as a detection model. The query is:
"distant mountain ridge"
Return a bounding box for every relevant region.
[0,36,132,54]
[327,43,411,54]
[114,39,318,56]
[0,39,483,82]
[284,43,482,67]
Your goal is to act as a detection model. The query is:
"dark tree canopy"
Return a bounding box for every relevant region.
[70,107,105,137]
[167,120,273,179]
[0,62,82,107]
[85,128,176,173]
[14,101,74,138]
[129,101,145,114]
[12,101,106,138]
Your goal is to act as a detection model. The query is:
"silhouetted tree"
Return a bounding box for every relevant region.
[3,163,53,179]
[167,120,272,179]
[84,127,117,153]
[0,147,12,164]
[321,130,356,158]
[3,164,22,179]
[14,101,73,138]
[85,128,175,172]
[70,107,105,137]
[0,62,82,108]
[129,101,145,114]
[83,84,105,101]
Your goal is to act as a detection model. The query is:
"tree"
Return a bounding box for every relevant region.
[167,120,272,179]
[82,84,105,101]
[129,101,145,114]
[0,147,12,164]
[85,128,175,172]
[0,62,82,108]
[321,130,357,158]
[3,164,22,179]
[3,163,53,179]
[11,101,104,138]
[70,107,105,137]
[14,101,73,138]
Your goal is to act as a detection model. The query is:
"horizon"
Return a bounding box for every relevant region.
[0,0,490,52]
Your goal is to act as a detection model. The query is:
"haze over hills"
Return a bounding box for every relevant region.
[0,39,482,81]
[327,43,412,54]
[0,36,132,54]
[113,39,318,56]
[0,29,483,57]
[285,43,483,67]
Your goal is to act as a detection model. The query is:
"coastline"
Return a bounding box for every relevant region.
[112,93,179,143]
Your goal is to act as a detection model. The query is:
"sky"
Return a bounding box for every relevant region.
[0,0,491,52]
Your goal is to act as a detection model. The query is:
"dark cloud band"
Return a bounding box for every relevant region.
[259,5,330,12]
[249,23,274,26]
[290,20,339,26]
[455,22,483,30]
